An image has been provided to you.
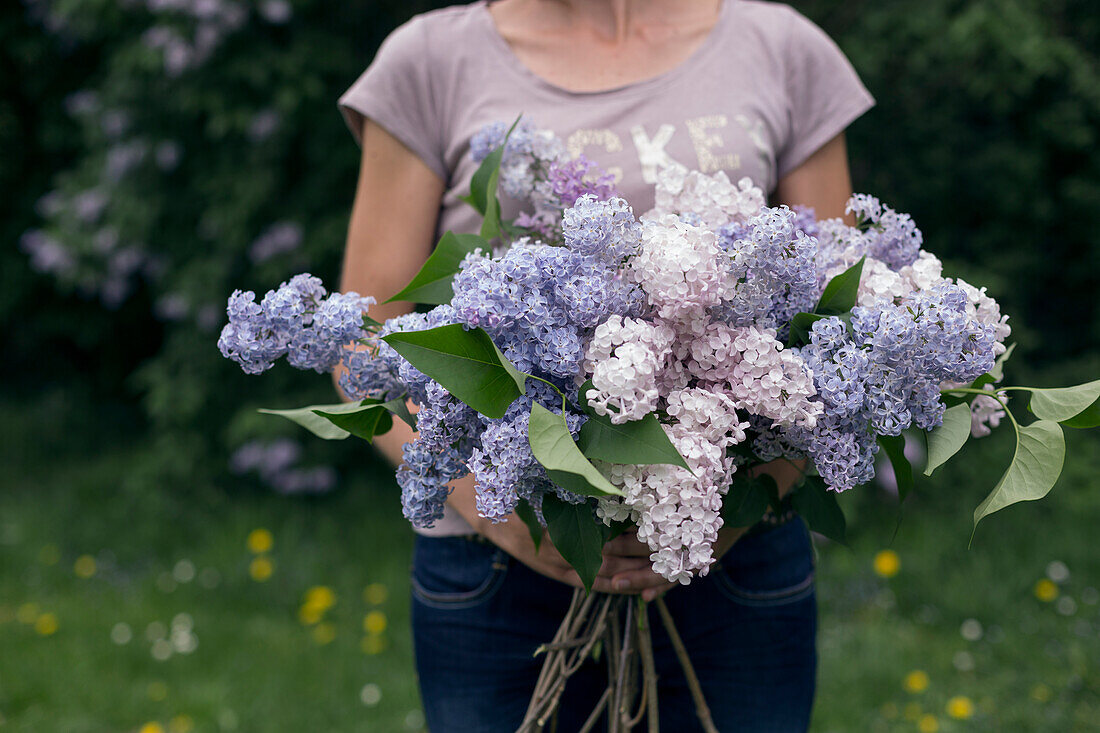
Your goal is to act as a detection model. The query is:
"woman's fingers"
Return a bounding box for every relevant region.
[608,566,676,595]
[602,532,651,558]
[596,555,652,580]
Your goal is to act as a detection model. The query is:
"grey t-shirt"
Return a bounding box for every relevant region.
[338,0,874,536]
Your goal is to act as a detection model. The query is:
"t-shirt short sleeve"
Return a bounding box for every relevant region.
[337,16,448,182]
[775,7,875,180]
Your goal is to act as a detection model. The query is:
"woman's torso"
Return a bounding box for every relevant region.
[430,0,796,245]
[338,0,874,536]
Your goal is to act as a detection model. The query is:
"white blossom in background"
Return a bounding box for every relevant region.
[259,0,291,23]
[248,108,281,142]
[249,221,303,263]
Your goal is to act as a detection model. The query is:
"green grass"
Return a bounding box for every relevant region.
[2,389,1099,732]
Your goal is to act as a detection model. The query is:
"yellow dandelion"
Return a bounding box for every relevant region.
[364,583,388,605]
[298,604,324,626]
[74,554,97,578]
[873,549,900,578]
[903,702,922,721]
[39,544,60,565]
[904,670,930,694]
[1034,579,1058,602]
[363,611,387,635]
[917,713,939,732]
[16,602,39,624]
[304,585,336,612]
[1030,683,1052,703]
[946,696,974,720]
[249,556,274,582]
[139,724,165,733]
[311,622,336,645]
[168,714,194,733]
[246,528,273,554]
[361,633,388,655]
[147,680,168,701]
[34,612,58,636]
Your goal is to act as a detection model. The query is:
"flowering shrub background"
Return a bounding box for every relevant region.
[2,0,1100,730]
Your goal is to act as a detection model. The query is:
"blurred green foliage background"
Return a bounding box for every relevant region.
[1,0,1098,731]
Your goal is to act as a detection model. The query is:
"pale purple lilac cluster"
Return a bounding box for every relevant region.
[229,438,336,495]
[471,118,618,240]
[217,274,373,375]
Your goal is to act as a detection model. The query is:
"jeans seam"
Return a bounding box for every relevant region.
[412,549,509,610]
[714,568,816,607]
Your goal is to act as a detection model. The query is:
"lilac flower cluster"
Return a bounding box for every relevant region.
[230,438,336,495]
[451,197,645,381]
[778,277,1001,490]
[468,381,588,523]
[221,121,1012,587]
[718,206,820,333]
[217,274,373,375]
[471,118,620,240]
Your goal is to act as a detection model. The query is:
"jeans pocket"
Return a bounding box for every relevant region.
[411,535,509,610]
[713,520,815,608]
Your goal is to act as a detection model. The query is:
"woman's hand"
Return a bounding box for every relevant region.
[473,504,661,595]
[598,456,807,600]
[599,525,751,601]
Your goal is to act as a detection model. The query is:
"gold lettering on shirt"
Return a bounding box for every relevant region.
[734,113,772,167]
[566,129,623,181]
[685,115,739,174]
[630,124,681,184]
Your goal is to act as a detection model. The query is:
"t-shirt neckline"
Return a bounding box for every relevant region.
[477,0,732,101]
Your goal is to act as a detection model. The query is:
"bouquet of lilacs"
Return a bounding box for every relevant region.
[218,118,1099,731]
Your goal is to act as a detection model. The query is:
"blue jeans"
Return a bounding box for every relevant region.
[411,520,817,732]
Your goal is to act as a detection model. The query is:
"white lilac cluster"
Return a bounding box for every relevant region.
[579,172,827,581]
[644,164,765,230]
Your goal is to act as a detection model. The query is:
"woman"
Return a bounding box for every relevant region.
[336,1,873,730]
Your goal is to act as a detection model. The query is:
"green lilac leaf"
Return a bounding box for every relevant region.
[542,494,604,594]
[814,256,865,316]
[385,232,486,305]
[575,407,689,470]
[528,403,622,497]
[988,342,1016,383]
[723,475,771,527]
[379,396,417,430]
[1060,398,1100,429]
[924,402,972,476]
[973,420,1065,528]
[878,434,914,503]
[514,500,544,551]
[791,476,847,544]
[381,325,526,419]
[1026,379,1100,423]
[257,400,377,440]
